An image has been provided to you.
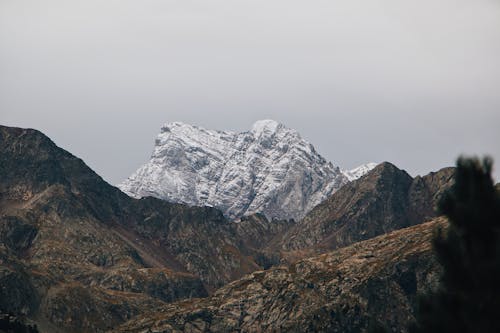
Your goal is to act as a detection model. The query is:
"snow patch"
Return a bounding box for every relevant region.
[342,163,378,181]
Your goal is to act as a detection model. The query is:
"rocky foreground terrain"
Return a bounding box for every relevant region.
[0,124,459,332]
[113,218,446,333]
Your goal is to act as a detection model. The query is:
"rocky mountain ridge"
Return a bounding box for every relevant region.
[280,162,455,252]
[113,218,446,333]
[119,120,375,220]
[0,124,458,333]
[0,125,264,332]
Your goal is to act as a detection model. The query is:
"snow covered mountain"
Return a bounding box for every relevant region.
[343,163,378,181]
[119,120,374,220]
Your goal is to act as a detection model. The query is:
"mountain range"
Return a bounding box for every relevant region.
[119,120,375,221]
[0,123,469,332]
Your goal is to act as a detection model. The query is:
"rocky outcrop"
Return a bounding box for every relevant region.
[281,162,454,251]
[119,120,372,220]
[113,218,446,333]
[0,125,261,332]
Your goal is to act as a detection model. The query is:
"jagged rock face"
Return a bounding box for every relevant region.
[113,219,445,333]
[0,125,262,332]
[281,162,455,251]
[119,120,361,221]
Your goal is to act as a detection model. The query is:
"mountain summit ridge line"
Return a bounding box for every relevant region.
[119,120,375,220]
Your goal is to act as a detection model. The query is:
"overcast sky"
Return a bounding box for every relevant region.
[1,0,499,184]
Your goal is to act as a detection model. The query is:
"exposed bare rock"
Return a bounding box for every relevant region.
[113,218,446,333]
[0,125,261,332]
[119,120,353,221]
[280,162,454,252]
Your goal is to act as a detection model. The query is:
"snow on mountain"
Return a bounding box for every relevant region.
[342,163,378,181]
[119,120,372,221]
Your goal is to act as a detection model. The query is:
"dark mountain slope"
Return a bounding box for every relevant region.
[281,162,454,252]
[114,218,446,333]
[0,125,260,332]
[233,213,297,268]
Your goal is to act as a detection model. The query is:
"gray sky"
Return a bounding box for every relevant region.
[1,0,499,184]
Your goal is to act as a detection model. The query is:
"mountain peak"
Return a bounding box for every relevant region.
[160,121,214,134]
[343,162,378,181]
[251,119,283,135]
[119,121,354,220]
[281,161,452,252]
[162,121,189,130]
[369,161,411,179]
[375,161,399,170]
